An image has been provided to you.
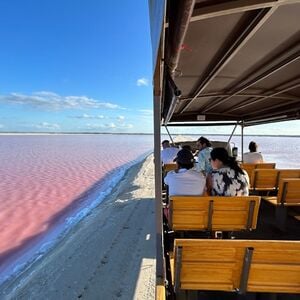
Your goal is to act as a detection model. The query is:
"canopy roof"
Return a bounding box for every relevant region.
[151,0,300,127]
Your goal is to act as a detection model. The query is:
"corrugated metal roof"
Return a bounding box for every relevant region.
[154,0,300,126]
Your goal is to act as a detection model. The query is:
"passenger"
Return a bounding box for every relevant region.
[164,148,206,196]
[243,141,264,163]
[181,144,192,152]
[207,147,249,196]
[196,136,213,175]
[161,140,179,164]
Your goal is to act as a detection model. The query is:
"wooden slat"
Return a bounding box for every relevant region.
[256,163,276,169]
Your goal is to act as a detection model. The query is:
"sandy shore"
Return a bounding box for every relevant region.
[1,155,156,300]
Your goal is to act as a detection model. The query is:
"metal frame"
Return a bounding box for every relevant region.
[246,200,256,230]
[238,247,254,294]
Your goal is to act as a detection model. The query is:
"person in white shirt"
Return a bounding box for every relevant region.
[243,141,264,163]
[164,148,206,196]
[161,140,179,164]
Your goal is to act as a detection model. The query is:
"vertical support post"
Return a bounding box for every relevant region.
[246,200,255,230]
[238,247,254,294]
[154,94,164,287]
[207,200,214,231]
[169,200,173,229]
[241,121,244,162]
[174,246,183,293]
[276,182,288,231]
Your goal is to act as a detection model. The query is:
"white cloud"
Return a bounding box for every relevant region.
[136,78,149,86]
[139,109,153,115]
[85,122,116,129]
[35,122,61,130]
[85,122,133,130]
[117,115,125,122]
[72,114,105,119]
[121,123,133,129]
[0,91,124,111]
[107,122,116,128]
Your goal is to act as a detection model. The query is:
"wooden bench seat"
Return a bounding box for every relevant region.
[241,163,276,187]
[263,178,300,207]
[251,169,278,193]
[262,178,300,229]
[277,169,300,183]
[169,196,260,232]
[172,239,300,294]
[250,168,300,194]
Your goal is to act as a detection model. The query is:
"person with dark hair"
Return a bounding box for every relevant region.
[181,144,192,152]
[196,136,213,175]
[207,147,249,196]
[243,141,264,163]
[164,148,206,196]
[161,139,179,164]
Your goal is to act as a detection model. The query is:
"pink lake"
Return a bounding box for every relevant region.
[0,134,153,283]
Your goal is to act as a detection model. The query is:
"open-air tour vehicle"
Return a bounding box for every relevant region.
[149,1,300,299]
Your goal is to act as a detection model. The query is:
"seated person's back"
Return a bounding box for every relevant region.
[208,147,249,196]
[161,140,179,164]
[243,141,263,163]
[164,149,206,196]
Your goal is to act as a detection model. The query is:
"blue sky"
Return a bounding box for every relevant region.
[0,1,299,135]
[0,0,153,133]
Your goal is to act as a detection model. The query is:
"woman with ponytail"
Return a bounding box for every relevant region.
[207,147,249,196]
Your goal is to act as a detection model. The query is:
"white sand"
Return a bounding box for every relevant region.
[1,155,156,300]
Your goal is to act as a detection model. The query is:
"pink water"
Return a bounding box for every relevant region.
[0,134,153,283]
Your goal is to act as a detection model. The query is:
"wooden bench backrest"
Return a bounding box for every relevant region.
[256,163,276,169]
[240,164,256,186]
[277,169,300,185]
[241,163,275,187]
[173,239,300,294]
[163,163,177,172]
[251,169,279,191]
[277,178,300,205]
[169,196,260,231]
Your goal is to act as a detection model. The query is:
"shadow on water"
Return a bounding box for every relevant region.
[0,160,150,285]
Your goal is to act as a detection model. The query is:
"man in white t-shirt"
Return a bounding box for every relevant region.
[164,148,206,196]
[161,140,179,164]
[243,141,264,163]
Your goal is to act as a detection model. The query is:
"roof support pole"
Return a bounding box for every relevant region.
[153,94,164,288]
[227,123,238,143]
[241,121,244,162]
[164,125,174,145]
